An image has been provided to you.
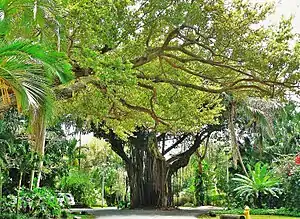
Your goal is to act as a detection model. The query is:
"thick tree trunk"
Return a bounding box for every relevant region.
[127,132,169,208]
[94,125,219,209]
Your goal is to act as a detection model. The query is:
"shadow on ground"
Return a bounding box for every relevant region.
[71,206,222,218]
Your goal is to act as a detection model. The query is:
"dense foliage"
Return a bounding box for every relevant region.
[176,103,299,210]
[59,170,97,207]
[0,0,299,215]
[0,187,62,219]
[232,162,282,208]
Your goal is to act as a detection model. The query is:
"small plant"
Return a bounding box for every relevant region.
[61,210,68,218]
[232,162,282,208]
[0,213,28,219]
[18,187,62,218]
[0,195,17,213]
[117,200,130,209]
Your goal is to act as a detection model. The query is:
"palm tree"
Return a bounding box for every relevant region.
[232,162,282,208]
[0,37,72,189]
[227,96,282,175]
[2,0,71,188]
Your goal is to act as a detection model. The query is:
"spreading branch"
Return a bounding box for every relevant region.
[163,134,189,155]
[168,125,222,175]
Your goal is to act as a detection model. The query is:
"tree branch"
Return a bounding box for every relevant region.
[119,98,169,126]
[168,125,222,175]
[163,134,189,155]
[137,74,271,94]
[93,128,131,165]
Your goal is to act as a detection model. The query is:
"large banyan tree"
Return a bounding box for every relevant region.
[55,0,299,208]
[2,0,299,208]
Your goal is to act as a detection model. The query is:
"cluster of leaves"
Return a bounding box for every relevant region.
[0,213,27,219]
[59,170,97,207]
[0,109,39,194]
[0,187,62,219]
[232,162,282,208]
[281,165,300,210]
[81,137,126,206]
[264,104,300,158]
[191,143,228,206]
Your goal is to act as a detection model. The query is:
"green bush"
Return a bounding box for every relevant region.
[183,202,194,207]
[61,210,68,218]
[209,193,227,206]
[0,188,62,218]
[0,195,17,214]
[60,170,96,207]
[282,166,300,210]
[0,213,28,219]
[175,190,194,206]
[19,187,62,218]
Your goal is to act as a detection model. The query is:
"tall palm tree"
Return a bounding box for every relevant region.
[1,0,72,189]
[0,38,72,189]
[227,95,282,176]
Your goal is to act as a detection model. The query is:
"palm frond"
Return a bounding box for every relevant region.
[0,39,72,112]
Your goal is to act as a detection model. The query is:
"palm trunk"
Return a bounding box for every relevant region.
[29,168,35,190]
[16,171,23,214]
[30,108,46,188]
[33,0,38,21]
[36,159,44,188]
[36,115,46,188]
[229,101,248,176]
[0,166,2,199]
[101,174,105,207]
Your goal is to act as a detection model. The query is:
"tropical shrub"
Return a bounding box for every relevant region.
[0,213,27,219]
[0,195,17,214]
[0,187,61,218]
[282,165,300,210]
[60,170,97,207]
[19,187,61,218]
[232,162,282,208]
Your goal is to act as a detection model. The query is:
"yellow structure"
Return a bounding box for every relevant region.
[244,206,251,219]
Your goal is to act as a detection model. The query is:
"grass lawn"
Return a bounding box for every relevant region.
[251,216,299,219]
[199,215,299,219]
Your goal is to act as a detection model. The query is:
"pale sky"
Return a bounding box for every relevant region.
[253,0,300,33]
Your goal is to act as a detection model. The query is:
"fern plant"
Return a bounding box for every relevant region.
[232,162,282,208]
